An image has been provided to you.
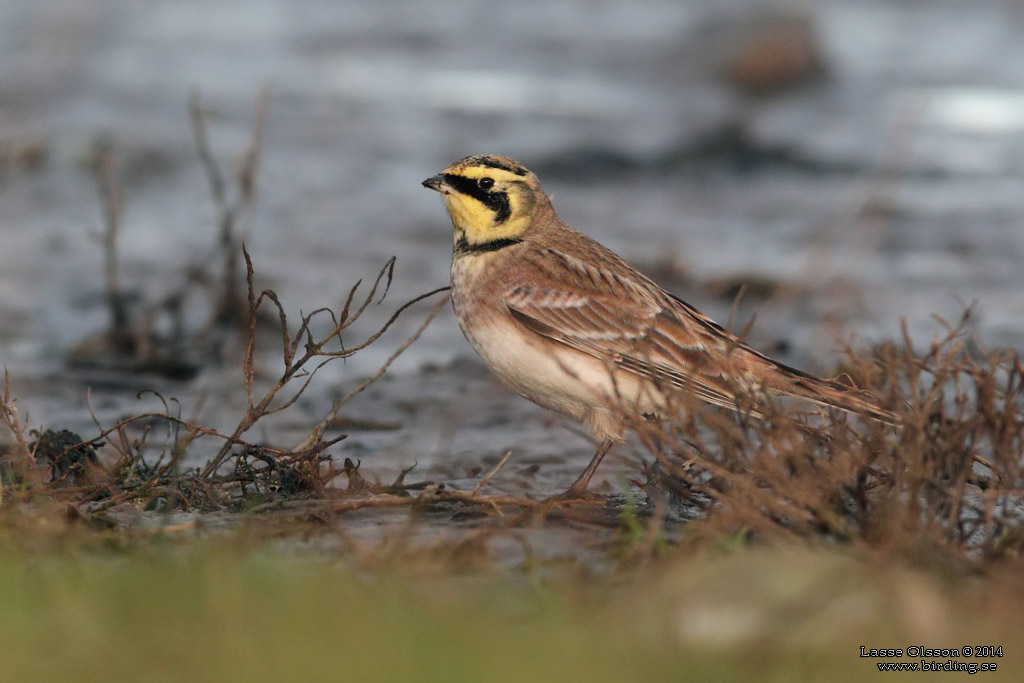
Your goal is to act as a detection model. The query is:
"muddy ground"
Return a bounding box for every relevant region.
[2,0,1024,550]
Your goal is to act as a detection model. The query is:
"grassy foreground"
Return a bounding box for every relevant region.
[0,520,1020,682]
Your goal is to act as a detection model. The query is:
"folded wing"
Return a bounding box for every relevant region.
[505,246,895,423]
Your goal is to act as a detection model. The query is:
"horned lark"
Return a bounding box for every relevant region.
[423,154,894,499]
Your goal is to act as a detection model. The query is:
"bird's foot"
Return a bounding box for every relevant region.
[542,484,606,505]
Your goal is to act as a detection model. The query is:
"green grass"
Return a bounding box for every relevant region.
[0,531,1019,683]
[0,543,692,682]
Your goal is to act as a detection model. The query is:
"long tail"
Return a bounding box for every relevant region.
[766,360,898,426]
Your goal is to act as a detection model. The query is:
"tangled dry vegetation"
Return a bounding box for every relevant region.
[634,312,1024,565]
[0,249,448,513]
[0,94,1022,575]
[4,275,1022,571]
[0,91,447,517]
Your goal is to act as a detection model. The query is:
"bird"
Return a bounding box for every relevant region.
[422,154,895,499]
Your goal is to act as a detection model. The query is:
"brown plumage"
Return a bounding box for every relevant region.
[424,154,895,498]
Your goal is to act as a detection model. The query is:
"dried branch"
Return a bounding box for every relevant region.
[190,87,271,335]
[200,248,449,478]
[298,289,450,452]
[94,147,129,334]
[472,451,513,495]
[0,368,38,503]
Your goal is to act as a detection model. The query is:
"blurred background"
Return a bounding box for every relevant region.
[2,0,1024,489]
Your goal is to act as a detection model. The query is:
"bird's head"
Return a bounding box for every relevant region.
[422,155,548,250]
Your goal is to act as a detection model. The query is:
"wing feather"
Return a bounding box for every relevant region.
[503,247,896,423]
[504,248,759,413]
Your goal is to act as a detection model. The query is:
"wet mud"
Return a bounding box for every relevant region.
[2,0,1023,561]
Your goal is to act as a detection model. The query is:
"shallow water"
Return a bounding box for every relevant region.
[1,1,1023,524]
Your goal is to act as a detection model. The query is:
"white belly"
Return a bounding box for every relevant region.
[453,304,659,442]
[450,253,666,442]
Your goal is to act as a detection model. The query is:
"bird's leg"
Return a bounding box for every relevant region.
[553,440,614,501]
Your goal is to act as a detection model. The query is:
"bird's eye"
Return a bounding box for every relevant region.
[478,177,494,190]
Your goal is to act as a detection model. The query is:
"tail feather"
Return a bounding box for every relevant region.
[766,360,898,426]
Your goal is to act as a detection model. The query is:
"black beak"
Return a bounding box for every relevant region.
[422,174,444,191]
